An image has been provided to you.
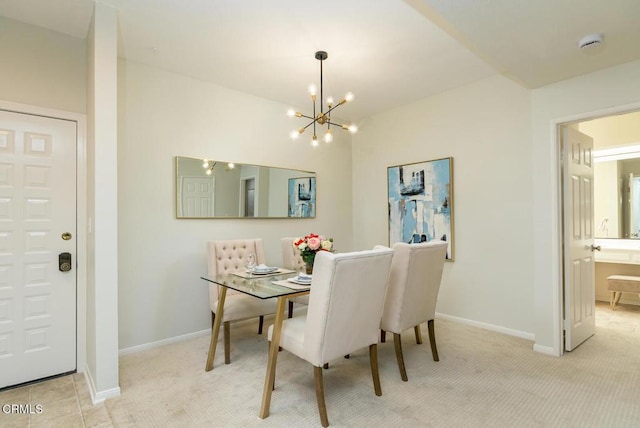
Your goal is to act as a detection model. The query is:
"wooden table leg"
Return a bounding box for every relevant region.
[259,296,287,419]
[205,286,227,371]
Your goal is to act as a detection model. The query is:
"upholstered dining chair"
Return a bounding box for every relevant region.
[268,247,394,427]
[281,237,309,318]
[379,241,448,381]
[205,239,278,370]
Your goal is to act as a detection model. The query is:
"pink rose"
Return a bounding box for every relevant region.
[307,236,321,250]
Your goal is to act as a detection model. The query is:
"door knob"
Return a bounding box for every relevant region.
[61,232,72,240]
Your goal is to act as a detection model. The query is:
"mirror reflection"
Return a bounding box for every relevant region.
[175,156,316,218]
[595,148,640,238]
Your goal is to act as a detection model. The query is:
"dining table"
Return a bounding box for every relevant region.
[200,268,311,419]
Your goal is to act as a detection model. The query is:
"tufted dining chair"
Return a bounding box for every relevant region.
[205,239,278,370]
[268,247,394,427]
[281,237,310,318]
[379,241,448,381]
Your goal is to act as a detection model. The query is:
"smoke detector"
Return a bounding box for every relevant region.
[578,33,604,54]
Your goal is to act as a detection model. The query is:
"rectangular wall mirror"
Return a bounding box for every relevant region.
[175,156,316,218]
[595,145,640,238]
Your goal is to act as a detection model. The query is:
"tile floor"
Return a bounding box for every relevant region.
[0,372,111,428]
[0,301,638,427]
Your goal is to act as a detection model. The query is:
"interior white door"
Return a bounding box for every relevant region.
[563,126,596,351]
[0,109,76,388]
[180,176,214,217]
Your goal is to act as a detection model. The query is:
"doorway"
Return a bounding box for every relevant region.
[0,102,85,390]
[242,177,255,217]
[561,109,640,352]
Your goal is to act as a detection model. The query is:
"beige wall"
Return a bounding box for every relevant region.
[352,75,534,336]
[579,111,640,149]
[117,61,353,349]
[85,3,120,401]
[0,17,86,113]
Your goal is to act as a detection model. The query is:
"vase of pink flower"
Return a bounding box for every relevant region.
[294,234,334,274]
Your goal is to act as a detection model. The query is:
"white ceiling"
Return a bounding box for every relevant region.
[2,0,639,122]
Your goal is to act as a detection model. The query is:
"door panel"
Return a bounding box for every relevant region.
[0,110,76,388]
[563,127,596,351]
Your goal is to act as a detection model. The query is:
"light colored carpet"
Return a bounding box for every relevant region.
[2,302,638,427]
[103,302,640,427]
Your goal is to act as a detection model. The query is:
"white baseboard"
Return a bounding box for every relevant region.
[533,343,559,356]
[84,367,121,405]
[435,312,535,341]
[119,329,210,356]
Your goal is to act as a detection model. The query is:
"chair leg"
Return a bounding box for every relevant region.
[313,366,329,427]
[258,315,264,334]
[369,344,382,396]
[224,321,231,364]
[393,333,408,382]
[414,325,423,344]
[288,301,294,318]
[427,319,439,362]
[380,329,386,343]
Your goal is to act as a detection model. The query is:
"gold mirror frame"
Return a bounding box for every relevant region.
[175,156,316,219]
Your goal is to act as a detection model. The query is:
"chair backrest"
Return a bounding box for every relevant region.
[206,239,266,305]
[281,237,306,271]
[303,247,394,366]
[380,241,448,334]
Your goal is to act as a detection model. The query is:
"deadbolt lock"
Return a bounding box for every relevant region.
[62,232,72,241]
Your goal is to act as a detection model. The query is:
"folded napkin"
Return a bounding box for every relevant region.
[297,273,312,281]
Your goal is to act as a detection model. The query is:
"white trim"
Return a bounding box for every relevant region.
[84,367,121,405]
[533,344,557,356]
[119,329,210,356]
[0,99,87,383]
[435,312,535,341]
[551,101,640,357]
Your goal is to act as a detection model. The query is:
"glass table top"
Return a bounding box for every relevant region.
[200,271,307,300]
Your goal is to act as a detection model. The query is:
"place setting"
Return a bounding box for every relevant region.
[231,254,295,279]
[272,272,312,290]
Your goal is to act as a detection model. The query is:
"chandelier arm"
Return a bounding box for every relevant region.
[328,121,350,129]
[302,120,317,131]
[298,113,315,120]
[323,102,347,117]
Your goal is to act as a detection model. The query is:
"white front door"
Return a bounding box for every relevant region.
[562,126,596,351]
[0,110,77,388]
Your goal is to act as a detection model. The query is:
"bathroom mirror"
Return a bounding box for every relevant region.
[594,145,640,238]
[175,156,316,218]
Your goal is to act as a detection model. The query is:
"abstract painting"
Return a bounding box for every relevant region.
[388,157,454,260]
[288,177,316,217]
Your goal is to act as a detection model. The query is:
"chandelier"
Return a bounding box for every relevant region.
[287,51,358,146]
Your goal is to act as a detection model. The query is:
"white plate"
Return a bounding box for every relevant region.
[251,267,278,274]
[287,276,311,285]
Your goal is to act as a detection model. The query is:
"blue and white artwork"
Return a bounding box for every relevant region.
[388,157,454,260]
[288,177,316,217]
